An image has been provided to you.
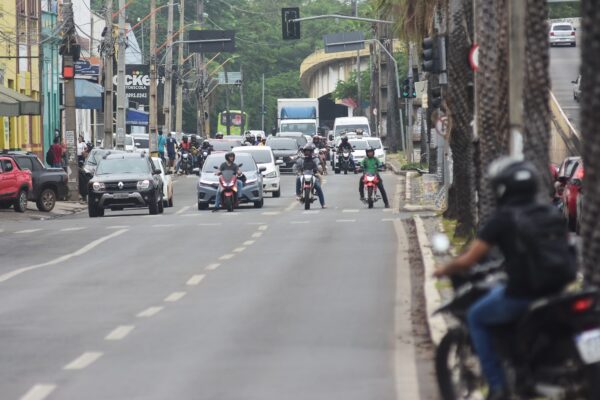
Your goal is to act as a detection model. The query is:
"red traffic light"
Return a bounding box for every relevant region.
[62,65,75,79]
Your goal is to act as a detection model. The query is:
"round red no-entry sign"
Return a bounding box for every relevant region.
[469,44,480,72]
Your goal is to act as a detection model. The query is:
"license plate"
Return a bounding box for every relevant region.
[575,329,600,364]
[114,193,129,199]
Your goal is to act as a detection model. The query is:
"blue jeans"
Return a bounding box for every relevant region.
[214,181,244,208]
[296,176,325,206]
[467,285,531,391]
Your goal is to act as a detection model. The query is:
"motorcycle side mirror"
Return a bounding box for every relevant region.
[213,166,218,169]
[432,233,450,254]
[238,163,243,168]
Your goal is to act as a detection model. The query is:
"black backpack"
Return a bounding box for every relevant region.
[512,203,576,296]
[46,148,54,165]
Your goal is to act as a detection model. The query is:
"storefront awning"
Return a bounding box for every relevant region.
[0,85,40,115]
[126,109,149,126]
[75,79,103,110]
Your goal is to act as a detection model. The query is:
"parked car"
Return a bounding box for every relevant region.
[572,74,581,102]
[549,22,576,47]
[233,145,282,197]
[208,139,243,153]
[562,158,584,232]
[196,152,265,210]
[152,156,174,208]
[100,134,136,152]
[0,155,32,212]
[87,153,164,217]
[265,137,301,173]
[276,131,308,148]
[132,133,150,154]
[5,151,68,211]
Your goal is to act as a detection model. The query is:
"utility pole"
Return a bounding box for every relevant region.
[103,0,114,149]
[406,44,414,162]
[195,0,205,137]
[62,0,79,200]
[353,0,361,116]
[239,66,244,131]
[508,0,525,158]
[149,0,158,155]
[115,0,127,150]
[224,68,231,136]
[163,0,175,136]
[261,73,265,132]
[175,0,185,136]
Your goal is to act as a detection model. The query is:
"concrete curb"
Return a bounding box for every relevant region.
[413,215,448,346]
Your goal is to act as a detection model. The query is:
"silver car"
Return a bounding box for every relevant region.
[549,22,576,47]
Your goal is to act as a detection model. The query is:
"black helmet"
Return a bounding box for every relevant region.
[303,144,314,156]
[225,151,235,161]
[488,157,538,204]
[203,139,210,146]
[341,136,348,142]
[366,146,375,156]
[182,135,188,142]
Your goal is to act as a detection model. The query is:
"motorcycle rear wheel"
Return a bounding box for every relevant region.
[304,188,311,210]
[368,187,374,209]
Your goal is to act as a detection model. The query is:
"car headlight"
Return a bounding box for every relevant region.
[137,180,151,190]
[264,171,277,178]
[92,182,105,191]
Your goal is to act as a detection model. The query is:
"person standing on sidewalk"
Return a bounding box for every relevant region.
[77,136,88,165]
[158,131,167,162]
[50,137,64,168]
[166,132,177,172]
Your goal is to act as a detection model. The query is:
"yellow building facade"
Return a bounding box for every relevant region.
[0,0,42,157]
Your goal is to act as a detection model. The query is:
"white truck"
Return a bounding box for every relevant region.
[277,98,319,138]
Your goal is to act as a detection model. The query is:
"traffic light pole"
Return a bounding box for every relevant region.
[406,44,414,162]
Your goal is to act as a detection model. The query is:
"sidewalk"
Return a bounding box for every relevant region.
[0,201,87,221]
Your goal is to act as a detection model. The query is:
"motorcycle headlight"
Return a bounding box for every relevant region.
[92,182,105,191]
[264,171,277,178]
[137,180,151,190]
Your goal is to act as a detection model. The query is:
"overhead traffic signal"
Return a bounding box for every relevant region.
[282,8,300,40]
[422,37,435,73]
[421,36,447,74]
[430,86,442,108]
[62,57,75,79]
[402,78,417,99]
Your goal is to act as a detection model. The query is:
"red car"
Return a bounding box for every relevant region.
[562,158,584,232]
[0,155,33,212]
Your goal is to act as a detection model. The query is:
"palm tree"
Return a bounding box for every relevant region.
[579,0,600,286]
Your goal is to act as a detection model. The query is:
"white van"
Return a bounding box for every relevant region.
[333,116,371,137]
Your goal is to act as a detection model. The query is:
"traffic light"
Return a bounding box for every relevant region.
[282,8,300,40]
[430,86,442,108]
[422,37,435,73]
[402,79,410,99]
[62,57,75,79]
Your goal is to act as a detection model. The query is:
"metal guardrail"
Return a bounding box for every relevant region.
[549,90,581,156]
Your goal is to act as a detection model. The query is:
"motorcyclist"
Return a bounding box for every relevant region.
[201,139,213,154]
[244,131,256,146]
[337,135,355,170]
[176,135,191,173]
[215,132,224,139]
[258,137,267,146]
[433,157,573,400]
[359,146,390,208]
[213,151,244,212]
[294,144,326,209]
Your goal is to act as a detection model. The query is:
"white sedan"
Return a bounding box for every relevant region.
[152,157,174,207]
[233,146,282,197]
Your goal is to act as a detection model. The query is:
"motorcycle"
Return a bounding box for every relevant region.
[198,149,210,169]
[335,151,352,175]
[362,173,381,209]
[299,169,317,210]
[434,258,600,400]
[180,150,192,175]
[214,167,240,212]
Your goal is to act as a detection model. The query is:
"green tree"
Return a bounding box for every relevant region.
[332,70,371,107]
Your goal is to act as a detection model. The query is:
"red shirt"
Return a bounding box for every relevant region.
[50,144,63,164]
[181,142,190,151]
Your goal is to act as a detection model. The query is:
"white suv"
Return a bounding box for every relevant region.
[233,146,282,197]
[549,22,576,47]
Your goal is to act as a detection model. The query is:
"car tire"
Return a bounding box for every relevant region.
[98,207,104,217]
[88,203,98,218]
[14,190,27,213]
[36,188,57,212]
[273,189,281,198]
[572,42,576,47]
[149,194,159,215]
[254,198,264,208]
[158,195,164,214]
[198,202,208,211]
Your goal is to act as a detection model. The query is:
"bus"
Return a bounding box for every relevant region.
[216,110,248,136]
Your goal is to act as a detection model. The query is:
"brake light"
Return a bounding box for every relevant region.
[571,32,576,36]
[573,297,595,313]
[550,32,555,36]
[575,166,585,180]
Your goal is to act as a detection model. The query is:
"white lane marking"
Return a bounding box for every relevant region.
[285,202,296,212]
[19,384,57,400]
[261,211,280,216]
[164,291,187,302]
[152,224,176,228]
[219,254,234,260]
[198,223,222,226]
[63,352,103,370]
[252,232,263,238]
[0,229,128,283]
[342,209,359,213]
[291,221,309,224]
[141,215,161,218]
[233,247,246,253]
[302,210,320,215]
[176,205,191,215]
[15,229,41,234]
[186,274,205,285]
[179,213,202,217]
[60,227,86,232]
[336,219,356,223]
[205,263,220,271]
[106,225,129,229]
[137,306,164,318]
[246,222,266,225]
[258,225,268,231]
[243,240,255,246]
[105,325,135,341]
[382,218,398,222]
[382,208,393,213]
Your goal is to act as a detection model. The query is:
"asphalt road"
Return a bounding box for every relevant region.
[549,44,581,130]
[0,171,436,400]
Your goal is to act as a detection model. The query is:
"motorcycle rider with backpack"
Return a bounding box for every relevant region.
[359,146,390,208]
[433,157,576,400]
[294,145,326,209]
[337,135,355,170]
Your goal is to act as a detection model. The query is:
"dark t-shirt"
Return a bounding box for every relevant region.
[477,207,532,298]
[166,137,177,154]
[219,162,239,174]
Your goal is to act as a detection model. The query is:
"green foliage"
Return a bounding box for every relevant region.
[548,2,581,19]
[332,70,371,105]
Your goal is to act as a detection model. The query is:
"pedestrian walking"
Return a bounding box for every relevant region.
[158,131,167,162]
[166,132,177,172]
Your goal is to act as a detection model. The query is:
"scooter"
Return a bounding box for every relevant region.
[362,173,381,209]
[299,169,317,210]
[215,168,239,212]
[434,258,600,400]
[336,151,352,175]
[180,150,192,175]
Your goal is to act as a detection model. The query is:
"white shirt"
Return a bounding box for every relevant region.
[77,141,87,156]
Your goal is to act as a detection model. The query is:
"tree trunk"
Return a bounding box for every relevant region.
[579,0,600,286]
[444,0,476,237]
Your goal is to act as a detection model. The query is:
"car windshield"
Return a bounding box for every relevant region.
[235,149,272,164]
[335,124,369,135]
[553,25,572,31]
[367,139,382,149]
[134,138,149,148]
[279,123,315,136]
[202,154,256,173]
[96,158,150,175]
[267,138,298,150]
[86,150,110,166]
[210,140,242,151]
[350,140,369,150]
